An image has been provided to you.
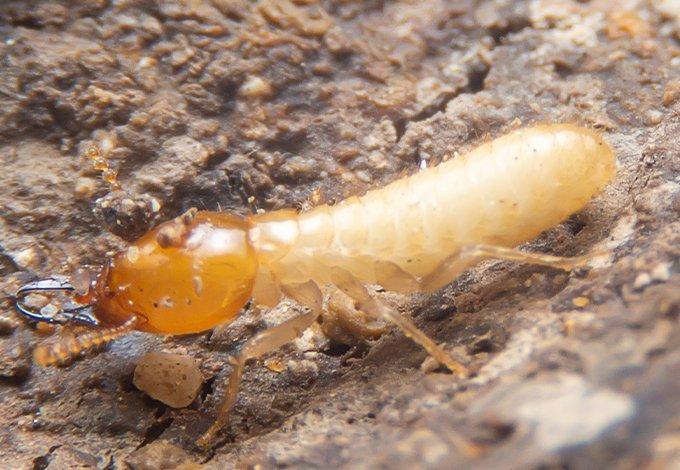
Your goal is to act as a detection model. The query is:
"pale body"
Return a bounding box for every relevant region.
[251,124,615,302]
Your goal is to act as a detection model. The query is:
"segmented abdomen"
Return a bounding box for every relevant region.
[266,124,615,285]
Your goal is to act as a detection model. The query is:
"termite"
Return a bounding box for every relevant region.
[15,124,616,446]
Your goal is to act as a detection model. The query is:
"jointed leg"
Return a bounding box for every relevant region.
[373,245,589,295]
[322,245,589,378]
[330,267,468,376]
[197,280,323,448]
[420,244,590,292]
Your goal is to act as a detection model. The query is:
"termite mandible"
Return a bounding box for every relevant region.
[15,123,616,446]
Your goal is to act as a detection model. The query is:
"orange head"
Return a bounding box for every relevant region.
[91,211,259,334]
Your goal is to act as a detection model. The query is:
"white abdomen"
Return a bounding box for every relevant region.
[257,124,616,285]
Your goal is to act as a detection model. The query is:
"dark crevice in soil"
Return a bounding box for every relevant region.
[31,445,60,470]
[324,342,352,357]
[393,89,456,143]
[103,456,115,470]
[0,249,20,276]
[554,61,579,78]
[414,91,457,122]
[8,18,44,31]
[488,18,531,45]
[476,421,516,445]
[136,415,174,450]
[393,117,407,143]
[200,375,218,402]
[46,104,78,134]
[205,150,232,170]
[467,65,490,93]
[263,132,308,157]
[564,216,587,236]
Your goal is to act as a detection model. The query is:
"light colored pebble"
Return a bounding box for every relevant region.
[239,75,272,97]
[74,177,97,198]
[645,110,663,125]
[287,359,319,379]
[133,352,203,408]
[650,262,671,282]
[572,296,590,308]
[633,272,652,290]
[15,247,38,268]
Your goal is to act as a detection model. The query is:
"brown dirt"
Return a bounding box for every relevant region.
[0,1,678,468]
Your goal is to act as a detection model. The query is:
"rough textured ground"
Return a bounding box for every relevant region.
[0,0,678,468]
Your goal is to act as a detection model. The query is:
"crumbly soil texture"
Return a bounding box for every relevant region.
[0,1,679,469]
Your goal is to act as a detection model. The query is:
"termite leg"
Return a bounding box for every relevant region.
[421,244,591,293]
[329,267,469,376]
[197,280,323,448]
[33,316,139,366]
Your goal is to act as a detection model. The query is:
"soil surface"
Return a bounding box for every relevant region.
[0,1,678,469]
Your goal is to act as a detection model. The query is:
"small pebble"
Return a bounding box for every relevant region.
[355,170,372,183]
[650,262,671,282]
[645,110,663,126]
[633,272,652,290]
[126,440,203,469]
[133,352,203,408]
[15,247,38,268]
[287,359,319,381]
[265,357,286,373]
[662,80,680,107]
[74,177,97,198]
[239,76,272,98]
[572,296,590,308]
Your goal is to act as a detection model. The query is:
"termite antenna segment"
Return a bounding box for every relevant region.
[33,316,139,366]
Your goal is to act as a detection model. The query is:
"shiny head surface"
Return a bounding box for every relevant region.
[94,211,258,334]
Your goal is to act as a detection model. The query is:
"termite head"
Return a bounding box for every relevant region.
[16,210,259,335]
